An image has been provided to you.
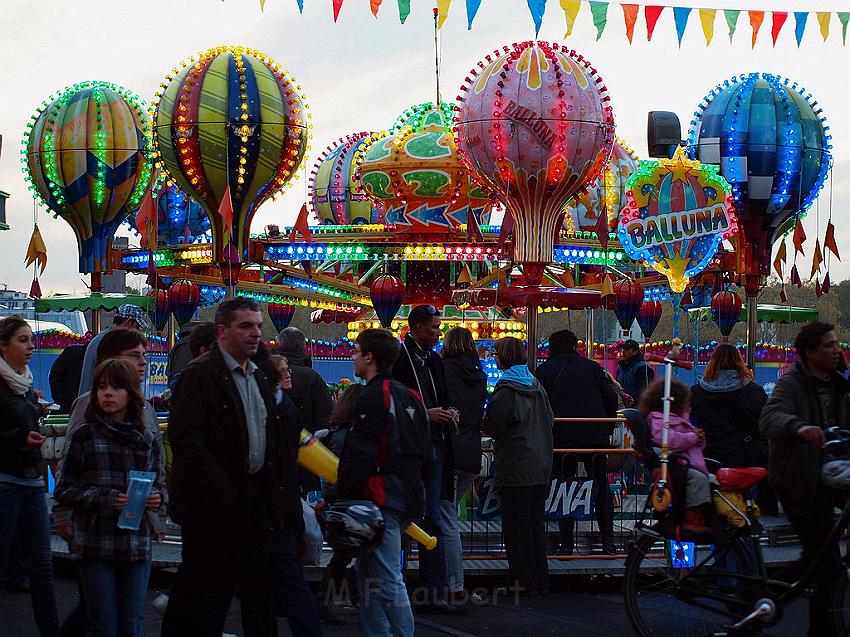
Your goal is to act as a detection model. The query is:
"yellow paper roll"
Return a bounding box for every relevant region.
[297,430,437,550]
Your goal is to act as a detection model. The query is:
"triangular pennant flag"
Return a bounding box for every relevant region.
[457,264,472,287]
[589,2,608,40]
[465,0,482,29]
[498,211,514,250]
[527,0,547,37]
[290,203,312,242]
[839,12,850,45]
[134,189,158,250]
[773,238,787,277]
[699,9,716,46]
[594,208,609,250]
[467,208,483,242]
[645,5,664,41]
[749,11,765,48]
[823,271,831,294]
[816,277,823,297]
[794,12,809,47]
[29,278,42,300]
[816,12,831,41]
[771,12,788,46]
[724,9,741,42]
[300,260,313,278]
[600,274,614,298]
[810,238,823,280]
[622,4,638,43]
[680,287,693,306]
[498,268,509,289]
[259,0,265,11]
[370,0,382,17]
[397,0,410,23]
[296,0,303,12]
[219,186,234,241]
[673,7,692,47]
[780,285,788,303]
[825,220,841,260]
[560,0,580,37]
[790,264,803,288]
[24,224,47,275]
[436,0,452,29]
[793,219,807,256]
[560,269,575,288]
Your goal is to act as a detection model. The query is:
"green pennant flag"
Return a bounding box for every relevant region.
[839,12,850,44]
[590,1,609,40]
[398,0,411,23]
[724,9,741,42]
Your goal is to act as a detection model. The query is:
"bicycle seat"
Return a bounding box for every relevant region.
[716,467,768,491]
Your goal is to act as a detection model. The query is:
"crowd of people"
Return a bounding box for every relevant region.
[0,300,847,637]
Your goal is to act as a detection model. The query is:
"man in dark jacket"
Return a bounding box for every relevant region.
[275,327,333,493]
[48,343,87,414]
[167,320,205,383]
[760,321,849,637]
[391,305,461,613]
[616,339,654,405]
[338,328,430,636]
[535,330,618,555]
[162,298,303,637]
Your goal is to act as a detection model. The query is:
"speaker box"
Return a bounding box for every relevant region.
[647,111,682,158]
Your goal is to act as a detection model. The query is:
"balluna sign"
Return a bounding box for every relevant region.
[478,476,597,519]
[617,147,737,293]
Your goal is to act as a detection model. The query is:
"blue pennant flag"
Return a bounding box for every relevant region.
[527,0,547,37]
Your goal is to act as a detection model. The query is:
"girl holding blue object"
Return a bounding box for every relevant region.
[56,358,162,637]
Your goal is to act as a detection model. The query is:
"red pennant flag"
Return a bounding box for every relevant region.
[29,278,42,299]
[135,189,158,250]
[792,220,806,256]
[467,209,483,242]
[498,210,514,250]
[645,5,665,41]
[823,271,831,294]
[825,221,841,260]
[790,264,803,288]
[595,209,609,250]
[622,4,639,43]
[680,286,693,306]
[300,260,313,278]
[816,277,823,297]
[289,203,312,242]
[333,0,344,21]
[771,11,788,45]
[219,186,234,240]
[773,238,787,277]
[370,0,382,17]
[780,286,788,303]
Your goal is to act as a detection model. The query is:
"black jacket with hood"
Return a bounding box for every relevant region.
[443,352,487,474]
[0,378,42,480]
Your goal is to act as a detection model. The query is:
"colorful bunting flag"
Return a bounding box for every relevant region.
[561,0,581,37]
[600,274,614,298]
[290,203,312,243]
[371,0,382,17]
[398,0,410,23]
[823,271,831,295]
[590,2,608,40]
[773,238,787,277]
[780,286,788,303]
[333,0,344,22]
[466,0,482,29]
[134,189,157,251]
[794,12,808,46]
[645,5,664,41]
[498,211,514,250]
[622,3,638,43]
[436,0,452,29]
[817,12,831,41]
[790,264,802,288]
[296,0,303,12]
[749,10,765,47]
[259,0,265,11]
[219,186,234,242]
[673,7,691,46]
[792,219,807,256]
[771,11,788,46]
[839,12,849,44]
[527,0,547,36]
[810,238,823,280]
[724,9,741,42]
[699,9,716,45]
[816,277,823,297]
[24,224,48,275]
[825,220,841,260]
[594,208,609,250]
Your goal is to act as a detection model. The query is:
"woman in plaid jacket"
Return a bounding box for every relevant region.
[55,359,163,637]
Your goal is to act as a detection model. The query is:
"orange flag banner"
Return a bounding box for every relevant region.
[810,239,823,280]
[24,224,48,275]
[749,10,765,47]
[290,203,312,242]
[370,0,382,17]
[622,4,638,43]
[219,186,234,242]
[773,239,787,277]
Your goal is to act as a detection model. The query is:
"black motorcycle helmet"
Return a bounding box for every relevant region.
[317,500,385,556]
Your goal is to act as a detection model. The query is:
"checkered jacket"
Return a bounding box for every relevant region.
[55,418,162,563]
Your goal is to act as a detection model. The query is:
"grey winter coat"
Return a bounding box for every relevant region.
[759,361,850,518]
[483,379,554,488]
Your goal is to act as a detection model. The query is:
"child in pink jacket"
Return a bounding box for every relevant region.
[639,378,713,533]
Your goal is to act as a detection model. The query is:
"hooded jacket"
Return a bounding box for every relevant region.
[483,375,554,488]
[648,409,707,475]
[616,354,654,403]
[690,370,768,468]
[443,352,487,474]
[759,361,850,518]
[0,379,42,480]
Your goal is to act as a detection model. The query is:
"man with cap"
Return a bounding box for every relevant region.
[77,304,148,397]
[616,339,654,405]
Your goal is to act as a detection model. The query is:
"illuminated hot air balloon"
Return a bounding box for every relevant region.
[613,279,644,331]
[565,138,639,234]
[455,41,615,285]
[22,81,153,284]
[370,275,405,329]
[711,289,742,342]
[357,102,492,233]
[268,303,296,332]
[637,301,663,340]
[168,279,200,327]
[153,46,311,284]
[310,132,383,225]
[147,289,171,334]
[126,178,211,246]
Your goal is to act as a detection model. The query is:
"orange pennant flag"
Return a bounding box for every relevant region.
[771,11,788,46]
[773,239,787,277]
[370,0,382,17]
[290,203,312,242]
[134,189,158,250]
[622,4,639,43]
[600,274,614,298]
[792,219,807,256]
[219,186,234,242]
[749,10,765,47]
[810,239,823,280]
[825,221,841,261]
[24,224,48,275]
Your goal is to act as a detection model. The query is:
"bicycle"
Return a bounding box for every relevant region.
[621,354,850,637]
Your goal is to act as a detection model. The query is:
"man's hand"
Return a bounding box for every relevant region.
[428,408,455,425]
[114,492,129,510]
[798,425,826,445]
[25,431,45,449]
[145,493,162,511]
[56,522,73,541]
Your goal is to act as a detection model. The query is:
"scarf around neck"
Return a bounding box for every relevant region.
[0,355,33,396]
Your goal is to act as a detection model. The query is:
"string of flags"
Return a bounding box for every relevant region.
[269,0,850,46]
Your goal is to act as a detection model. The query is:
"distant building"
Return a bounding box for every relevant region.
[0,190,8,231]
[101,236,128,293]
[0,288,87,335]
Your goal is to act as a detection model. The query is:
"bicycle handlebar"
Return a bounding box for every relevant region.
[644,353,694,370]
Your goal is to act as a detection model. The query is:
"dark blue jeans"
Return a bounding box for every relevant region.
[418,442,450,602]
[79,559,151,637]
[271,532,322,637]
[0,481,59,636]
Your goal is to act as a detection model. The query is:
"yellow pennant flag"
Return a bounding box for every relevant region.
[24,224,48,275]
[436,0,452,29]
[259,0,265,10]
[817,12,831,41]
[773,238,787,277]
[811,239,824,280]
[561,0,581,37]
[699,9,717,45]
[600,274,614,298]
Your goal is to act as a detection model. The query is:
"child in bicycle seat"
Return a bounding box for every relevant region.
[639,378,714,535]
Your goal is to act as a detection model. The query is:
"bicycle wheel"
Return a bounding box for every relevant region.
[830,569,850,636]
[623,531,761,637]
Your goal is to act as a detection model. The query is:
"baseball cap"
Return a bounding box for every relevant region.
[617,339,640,351]
[116,304,149,330]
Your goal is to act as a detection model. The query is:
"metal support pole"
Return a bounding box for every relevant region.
[90,272,102,335]
[585,308,594,361]
[746,293,758,370]
[527,304,538,372]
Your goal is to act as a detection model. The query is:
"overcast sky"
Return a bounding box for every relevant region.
[1,0,847,295]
